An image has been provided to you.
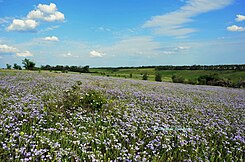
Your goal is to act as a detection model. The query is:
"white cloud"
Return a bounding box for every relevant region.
[177,46,190,50]
[89,50,105,57]
[227,25,245,32]
[0,44,18,53]
[0,17,9,24]
[16,51,33,57]
[63,52,72,57]
[38,3,57,14]
[103,36,193,57]
[27,3,65,22]
[0,44,33,57]
[143,0,233,37]
[7,19,38,32]
[6,3,64,32]
[104,36,163,57]
[43,36,59,41]
[62,52,79,58]
[235,14,245,22]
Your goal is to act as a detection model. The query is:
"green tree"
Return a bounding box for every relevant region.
[13,63,22,70]
[172,74,185,83]
[6,64,11,69]
[142,73,148,80]
[83,65,90,73]
[155,72,162,82]
[22,58,35,70]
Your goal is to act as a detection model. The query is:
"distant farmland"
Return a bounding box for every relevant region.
[90,67,245,84]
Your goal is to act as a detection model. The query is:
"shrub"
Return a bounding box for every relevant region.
[6,64,11,69]
[198,73,220,85]
[155,72,162,82]
[188,79,198,85]
[81,90,107,111]
[13,63,22,70]
[142,73,148,80]
[172,74,185,83]
[129,73,133,78]
[58,81,107,115]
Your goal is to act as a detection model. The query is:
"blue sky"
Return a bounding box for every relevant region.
[0,0,245,67]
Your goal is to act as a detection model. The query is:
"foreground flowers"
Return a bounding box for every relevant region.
[0,70,244,161]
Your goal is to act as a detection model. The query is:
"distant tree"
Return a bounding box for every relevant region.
[22,58,35,70]
[129,73,133,78]
[83,65,90,73]
[172,74,185,83]
[13,63,22,70]
[6,64,11,69]
[142,73,148,80]
[155,72,162,82]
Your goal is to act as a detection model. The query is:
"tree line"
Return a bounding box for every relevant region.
[155,64,245,71]
[6,59,35,70]
[40,65,90,73]
[5,58,90,73]
[93,64,245,71]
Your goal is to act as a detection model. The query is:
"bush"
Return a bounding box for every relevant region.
[13,63,22,70]
[198,73,220,85]
[232,80,245,88]
[129,73,133,78]
[81,90,107,111]
[6,64,11,69]
[58,81,107,115]
[172,75,185,83]
[142,73,148,80]
[155,73,162,82]
[187,79,198,85]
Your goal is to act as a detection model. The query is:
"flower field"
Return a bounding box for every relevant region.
[0,70,244,161]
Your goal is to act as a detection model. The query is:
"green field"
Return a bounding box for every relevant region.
[90,68,245,83]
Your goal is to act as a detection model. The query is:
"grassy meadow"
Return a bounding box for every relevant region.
[0,69,244,161]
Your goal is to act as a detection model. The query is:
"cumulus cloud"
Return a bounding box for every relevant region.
[0,44,32,57]
[143,0,233,37]
[89,50,105,57]
[43,36,59,41]
[16,51,33,57]
[38,3,57,13]
[235,14,245,22]
[0,44,18,53]
[27,3,65,22]
[6,3,64,32]
[7,19,38,32]
[227,25,245,32]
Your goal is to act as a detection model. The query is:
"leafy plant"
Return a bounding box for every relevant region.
[6,64,11,69]
[80,90,107,111]
[58,81,107,115]
[142,73,148,80]
[22,58,35,70]
[13,63,22,70]
[172,74,185,83]
[155,72,162,82]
